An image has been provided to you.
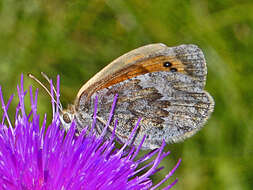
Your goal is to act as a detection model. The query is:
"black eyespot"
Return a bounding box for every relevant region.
[63,113,71,123]
[170,68,178,72]
[163,61,172,67]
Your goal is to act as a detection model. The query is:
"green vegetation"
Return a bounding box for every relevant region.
[0,0,252,189]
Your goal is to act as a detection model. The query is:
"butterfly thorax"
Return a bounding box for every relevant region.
[61,99,100,137]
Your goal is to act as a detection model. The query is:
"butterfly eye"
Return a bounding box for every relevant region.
[163,61,172,67]
[170,68,178,72]
[63,113,71,124]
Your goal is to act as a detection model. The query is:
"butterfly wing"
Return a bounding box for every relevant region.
[76,43,168,99]
[75,44,214,149]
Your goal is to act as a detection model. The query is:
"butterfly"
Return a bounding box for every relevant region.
[48,43,214,150]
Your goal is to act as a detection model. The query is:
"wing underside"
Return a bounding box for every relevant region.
[75,44,214,149]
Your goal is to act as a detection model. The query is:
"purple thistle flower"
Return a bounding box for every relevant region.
[0,74,181,190]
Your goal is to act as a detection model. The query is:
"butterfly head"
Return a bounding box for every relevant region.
[28,73,79,132]
[60,105,75,131]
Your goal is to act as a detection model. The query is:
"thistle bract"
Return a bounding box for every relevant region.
[0,75,180,190]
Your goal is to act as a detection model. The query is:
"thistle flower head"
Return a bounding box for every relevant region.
[0,74,181,189]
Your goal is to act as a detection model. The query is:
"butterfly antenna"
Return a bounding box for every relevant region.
[28,73,63,112]
[40,72,63,110]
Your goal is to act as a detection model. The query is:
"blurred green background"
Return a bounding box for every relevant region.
[0,0,252,189]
